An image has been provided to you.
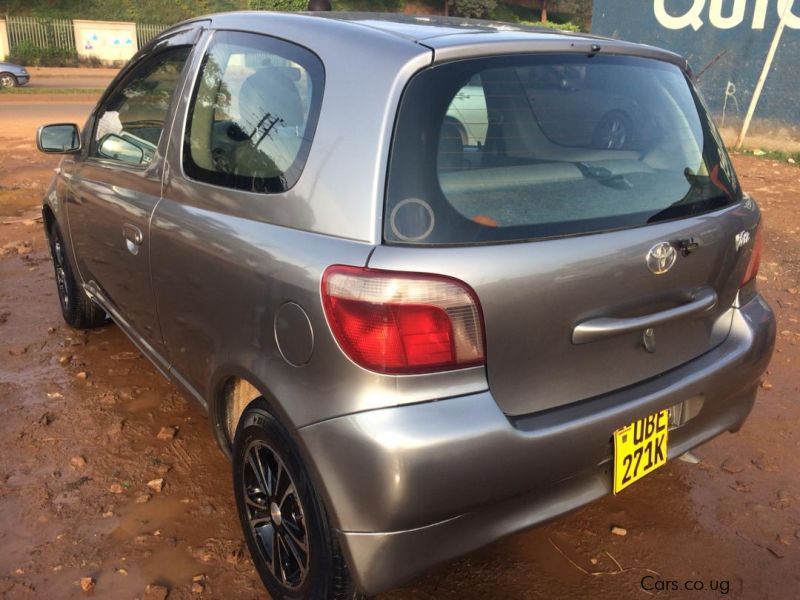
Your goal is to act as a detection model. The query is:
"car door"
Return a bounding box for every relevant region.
[67,35,196,358]
[150,29,327,402]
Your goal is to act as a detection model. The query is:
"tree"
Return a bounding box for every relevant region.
[452,0,497,19]
[532,0,592,25]
[539,0,548,22]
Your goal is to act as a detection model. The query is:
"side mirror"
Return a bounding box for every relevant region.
[37,123,82,154]
[97,134,145,165]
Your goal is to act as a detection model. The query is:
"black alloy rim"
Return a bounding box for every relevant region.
[242,440,310,589]
[51,237,69,310]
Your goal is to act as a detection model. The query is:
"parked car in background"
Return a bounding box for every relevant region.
[36,12,775,599]
[447,64,658,152]
[0,62,30,87]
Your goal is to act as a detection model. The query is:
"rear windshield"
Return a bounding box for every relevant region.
[385,54,741,245]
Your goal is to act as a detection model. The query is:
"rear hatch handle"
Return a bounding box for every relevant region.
[572,288,717,345]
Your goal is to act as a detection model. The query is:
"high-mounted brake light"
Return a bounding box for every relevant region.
[321,266,485,375]
[741,222,763,287]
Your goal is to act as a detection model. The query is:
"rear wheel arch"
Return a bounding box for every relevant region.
[210,372,293,453]
[232,399,364,599]
[42,205,56,241]
[217,376,262,451]
[209,372,341,526]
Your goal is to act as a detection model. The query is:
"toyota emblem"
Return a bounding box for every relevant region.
[646,242,677,275]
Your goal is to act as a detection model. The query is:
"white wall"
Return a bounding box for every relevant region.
[73,20,137,65]
[0,20,9,61]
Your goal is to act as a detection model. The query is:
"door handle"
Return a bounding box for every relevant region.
[572,288,717,345]
[122,223,143,255]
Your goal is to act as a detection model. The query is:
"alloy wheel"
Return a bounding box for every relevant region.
[242,440,310,590]
[0,74,16,88]
[52,238,69,310]
[605,118,627,149]
[596,113,629,150]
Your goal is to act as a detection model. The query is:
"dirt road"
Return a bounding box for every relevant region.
[0,98,97,139]
[1,99,800,599]
[24,67,118,90]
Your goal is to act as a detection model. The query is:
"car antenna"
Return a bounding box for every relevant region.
[588,44,602,57]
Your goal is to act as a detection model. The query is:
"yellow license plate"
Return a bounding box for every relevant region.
[613,409,669,494]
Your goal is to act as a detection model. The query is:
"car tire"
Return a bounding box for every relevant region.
[443,115,468,146]
[592,110,633,150]
[232,400,364,600]
[48,221,108,329]
[0,72,18,88]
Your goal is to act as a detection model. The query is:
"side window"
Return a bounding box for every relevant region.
[92,47,191,166]
[183,31,324,194]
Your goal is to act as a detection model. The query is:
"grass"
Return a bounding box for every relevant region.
[0,86,102,95]
[735,147,800,166]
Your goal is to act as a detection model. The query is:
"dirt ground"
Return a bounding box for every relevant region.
[1,99,800,600]
[23,67,118,90]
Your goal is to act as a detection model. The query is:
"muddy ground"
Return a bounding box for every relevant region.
[1,99,800,600]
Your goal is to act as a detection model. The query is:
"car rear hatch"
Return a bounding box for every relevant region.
[375,49,761,416]
[370,206,757,415]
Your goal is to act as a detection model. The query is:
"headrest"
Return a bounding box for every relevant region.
[238,68,305,130]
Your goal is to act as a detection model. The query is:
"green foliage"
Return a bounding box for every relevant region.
[488,4,521,22]
[7,41,80,67]
[332,0,405,10]
[525,0,592,29]
[452,0,497,18]
[486,3,584,30]
[547,0,592,26]
[488,1,588,29]
[248,0,307,10]
[519,19,581,32]
[81,55,104,67]
[0,0,587,29]
[0,0,242,22]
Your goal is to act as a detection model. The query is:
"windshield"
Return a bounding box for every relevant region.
[385,54,740,245]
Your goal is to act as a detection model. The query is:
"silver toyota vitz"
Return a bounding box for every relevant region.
[36,11,776,599]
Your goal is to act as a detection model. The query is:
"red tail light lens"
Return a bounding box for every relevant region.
[321,266,485,374]
[741,222,763,287]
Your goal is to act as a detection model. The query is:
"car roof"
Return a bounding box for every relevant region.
[172,11,686,70]
[308,12,597,42]
[199,11,605,44]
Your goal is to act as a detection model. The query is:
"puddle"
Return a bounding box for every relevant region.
[0,501,63,574]
[112,497,190,540]
[120,389,163,414]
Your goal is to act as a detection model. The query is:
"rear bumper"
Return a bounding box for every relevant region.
[298,294,775,595]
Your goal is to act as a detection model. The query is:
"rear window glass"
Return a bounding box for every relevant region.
[385,54,741,245]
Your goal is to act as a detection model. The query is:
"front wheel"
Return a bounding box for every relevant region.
[232,400,363,600]
[0,72,17,88]
[48,222,108,329]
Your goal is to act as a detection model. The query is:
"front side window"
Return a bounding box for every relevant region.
[386,54,741,245]
[183,31,324,194]
[91,47,190,166]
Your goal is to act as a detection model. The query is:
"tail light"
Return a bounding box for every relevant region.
[321,265,485,374]
[741,222,763,287]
